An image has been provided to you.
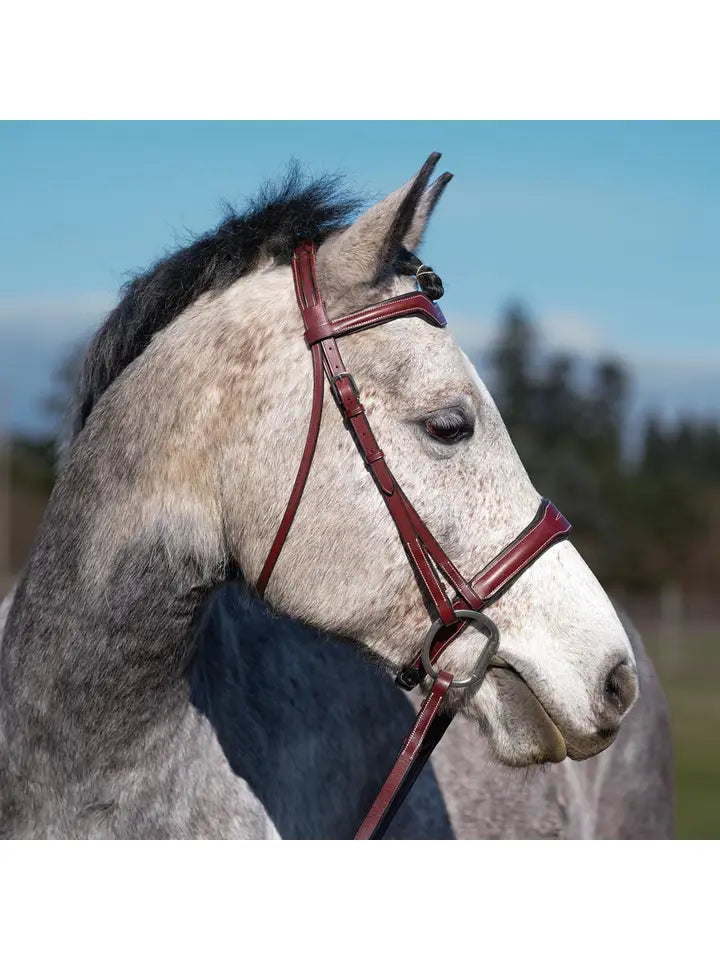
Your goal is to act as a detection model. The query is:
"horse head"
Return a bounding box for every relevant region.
[71,153,638,769]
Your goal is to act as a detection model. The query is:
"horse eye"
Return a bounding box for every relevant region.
[424,409,473,444]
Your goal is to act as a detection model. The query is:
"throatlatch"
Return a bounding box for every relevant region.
[258,242,571,839]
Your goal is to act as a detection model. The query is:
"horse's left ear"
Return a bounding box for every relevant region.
[401,169,453,252]
[316,153,453,290]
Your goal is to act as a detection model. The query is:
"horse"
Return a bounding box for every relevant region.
[0,154,673,838]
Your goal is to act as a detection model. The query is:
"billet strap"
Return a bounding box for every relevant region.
[354,672,453,840]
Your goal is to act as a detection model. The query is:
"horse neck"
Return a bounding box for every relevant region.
[0,414,223,781]
[191,583,455,839]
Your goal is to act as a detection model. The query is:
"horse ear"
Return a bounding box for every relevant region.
[317,153,451,288]
[402,170,453,252]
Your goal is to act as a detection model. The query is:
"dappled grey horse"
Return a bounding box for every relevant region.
[0,155,672,838]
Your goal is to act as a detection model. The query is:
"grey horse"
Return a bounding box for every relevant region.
[0,155,672,838]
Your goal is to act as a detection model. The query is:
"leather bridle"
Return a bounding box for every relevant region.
[257,241,571,839]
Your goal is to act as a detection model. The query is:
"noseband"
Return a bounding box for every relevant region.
[258,242,571,839]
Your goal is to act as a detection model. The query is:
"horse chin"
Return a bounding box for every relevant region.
[471,665,569,767]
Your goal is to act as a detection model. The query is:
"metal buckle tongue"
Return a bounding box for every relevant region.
[421,608,500,690]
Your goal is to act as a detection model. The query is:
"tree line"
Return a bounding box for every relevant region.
[485,303,719,594]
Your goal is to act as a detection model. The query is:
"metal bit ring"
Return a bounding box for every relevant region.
[421,609,500,690]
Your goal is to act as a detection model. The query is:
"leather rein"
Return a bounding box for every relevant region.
[257,242,571,839]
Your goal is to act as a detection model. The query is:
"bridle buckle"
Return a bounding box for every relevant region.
[330,371,360,409]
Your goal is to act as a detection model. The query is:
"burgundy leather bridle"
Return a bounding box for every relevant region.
[257,242,571,839]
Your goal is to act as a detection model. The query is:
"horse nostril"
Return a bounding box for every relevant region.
[602,659,638,718]
[605,670,622,704]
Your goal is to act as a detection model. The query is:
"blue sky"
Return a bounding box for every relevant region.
[1,121,718,434]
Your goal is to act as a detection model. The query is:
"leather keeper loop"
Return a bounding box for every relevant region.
[302,303,332,343]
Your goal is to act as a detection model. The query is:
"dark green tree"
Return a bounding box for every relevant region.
[488,301,537,437]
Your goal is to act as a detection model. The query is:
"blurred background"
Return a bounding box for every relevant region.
[1,121,718,837]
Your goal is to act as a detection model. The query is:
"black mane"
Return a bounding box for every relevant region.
[72,167,362,436]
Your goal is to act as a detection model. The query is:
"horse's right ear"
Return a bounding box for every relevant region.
[316,153,452,294]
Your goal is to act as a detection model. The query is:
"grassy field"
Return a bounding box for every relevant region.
[643,624,720,839]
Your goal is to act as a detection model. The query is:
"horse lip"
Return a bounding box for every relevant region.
[485,657,569,763]
[488,652,525,679]
[488,655,556,718]
[487,656,621,762]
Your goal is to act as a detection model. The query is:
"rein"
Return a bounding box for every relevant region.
[258,242,571,839]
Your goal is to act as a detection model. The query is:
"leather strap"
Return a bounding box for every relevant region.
[398,499,571,688]
[355,502,570,839]
[257,241,572,840]
[257,246,448,602]
[354,672,453,840]
[305,291,446,344]
[295,242,481,626]
[256,341,324,597]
